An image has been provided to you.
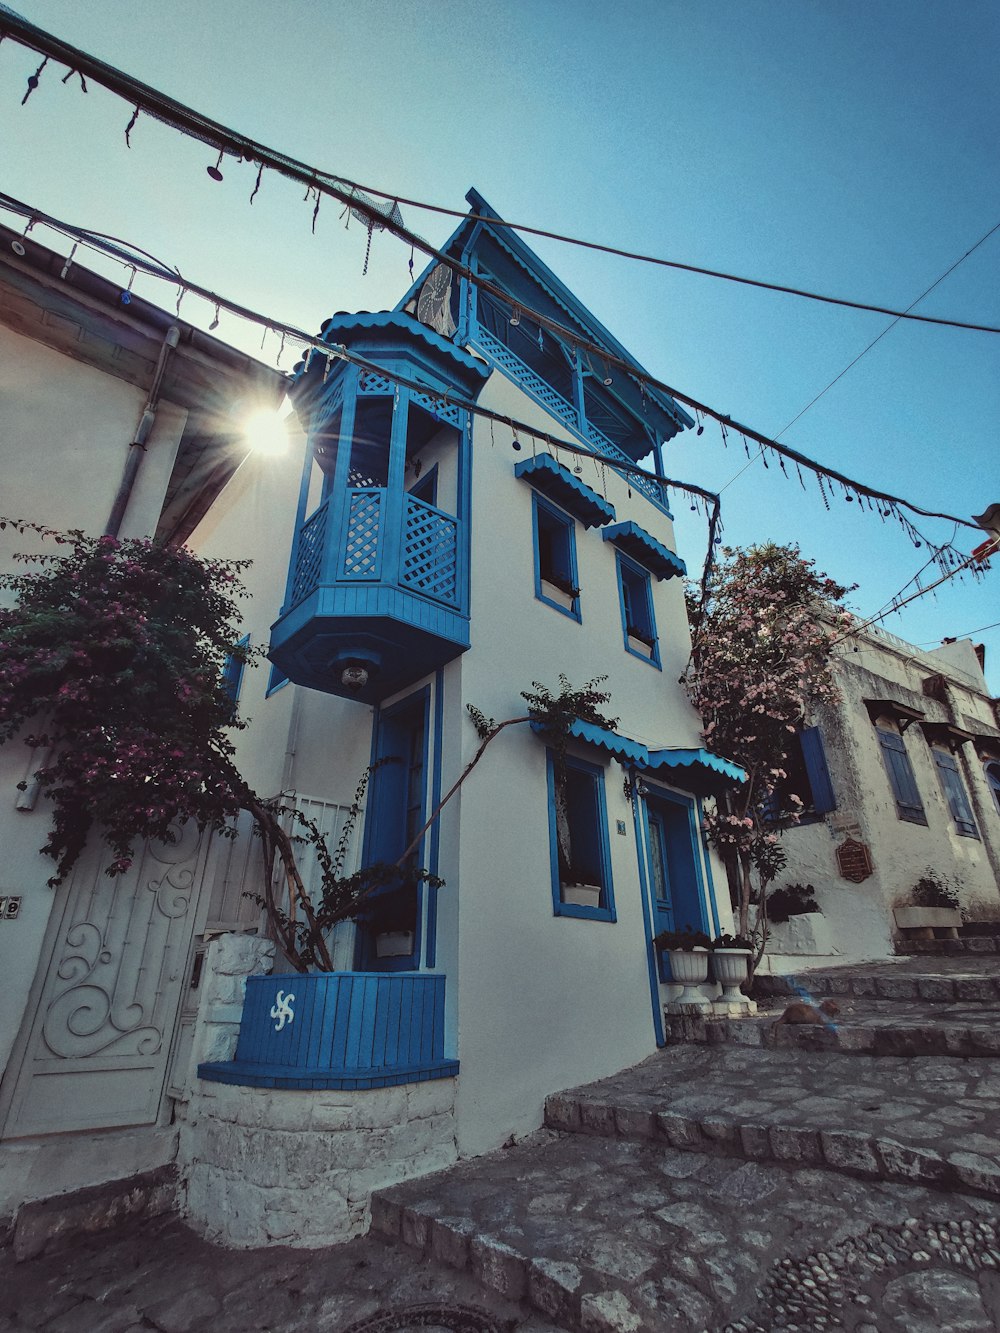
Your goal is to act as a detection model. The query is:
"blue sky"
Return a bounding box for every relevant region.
[3,0,998,686]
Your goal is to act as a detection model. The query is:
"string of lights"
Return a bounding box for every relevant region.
[0,11,985,553]
[1,9,998,339]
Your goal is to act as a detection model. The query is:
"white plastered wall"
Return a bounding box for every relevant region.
[0,323,188,1079]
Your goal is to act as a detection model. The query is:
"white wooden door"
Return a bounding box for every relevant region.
[0,819,210,1139]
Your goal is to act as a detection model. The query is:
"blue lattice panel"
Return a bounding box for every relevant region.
[359,371,393,396]
[341,488,384,578]
[410,387,464,429]
[401,497,459,606]
[198,972,459,1090]
[290,501,329,606]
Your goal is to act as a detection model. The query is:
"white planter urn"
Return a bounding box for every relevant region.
[667,948,712,1007]
[711,948,751,1002]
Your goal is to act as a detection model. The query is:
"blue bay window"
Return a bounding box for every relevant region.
[533,494,581,619]
[546,751,615,922]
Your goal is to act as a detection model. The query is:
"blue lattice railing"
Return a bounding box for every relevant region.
[288,489,459,610]
[471,324,669,514]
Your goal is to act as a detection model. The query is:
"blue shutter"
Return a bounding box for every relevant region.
[933,749,979,837]
[221,634,250,715]
[877,728,926,824]
[800,727,836,814]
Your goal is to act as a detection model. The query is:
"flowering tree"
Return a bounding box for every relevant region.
[683,543,852,955]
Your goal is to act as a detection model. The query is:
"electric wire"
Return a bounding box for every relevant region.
[1,8,998,337]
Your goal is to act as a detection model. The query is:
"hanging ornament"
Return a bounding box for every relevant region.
[60,68,88,93]
[124,106,140,147]
[511,427,521,452]
[602,359,613,386]
[778,456,788,476]
[175,287,186,316]
[509,306,521,327]
[795,463,806,490]
[209,302,221,331]
[277,332,287,365]
[249,163,264,205]
[408,245,415,279]
[760,445,769,468]
[21,56,49,106]
[207,151,224,182]
[695,411,705,437]
[120,265,137,306]
[311,192,322,234]
[818,475,831,510]
[10,217,34,256]
[362,221,374,276]
[59,242,78,281]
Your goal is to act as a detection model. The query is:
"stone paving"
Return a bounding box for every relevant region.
[5,955,1000,1332]
[0,1212,558,1333]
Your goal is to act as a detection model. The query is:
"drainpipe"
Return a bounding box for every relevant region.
[104,325,181,538]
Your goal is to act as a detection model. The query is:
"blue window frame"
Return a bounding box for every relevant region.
[876,727,927,824]
[988,762,1000,816]
[933,749,979,837]
[764,726,837,822]
[532,493,580,620]
[615,552,660,667]
[265,662,289,696]
[221,634,250,716]
[408,463,438,507]
[546,751,615,922]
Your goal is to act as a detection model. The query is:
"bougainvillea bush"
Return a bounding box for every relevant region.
[683,542,852,955]
[0,521,253,886]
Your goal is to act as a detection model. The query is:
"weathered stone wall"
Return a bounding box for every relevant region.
[178,1076,458,1248]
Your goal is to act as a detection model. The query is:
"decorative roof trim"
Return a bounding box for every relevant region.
[602,521,686,581]
[317,311,490,380]
[920,721,975,751]
[864,698,925,732]
[644,748,748,786]
[514,453,616,528]
[528,719,746,790]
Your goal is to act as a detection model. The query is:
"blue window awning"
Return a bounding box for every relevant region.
[530,719,745,793]
[515,453,616,528]
[602,521,686,580]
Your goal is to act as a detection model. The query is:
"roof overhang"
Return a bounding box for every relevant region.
[864,698,925,733]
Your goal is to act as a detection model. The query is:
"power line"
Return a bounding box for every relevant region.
[919,619,1000,644]
[5,8,996,337]
[718,221,1000,495]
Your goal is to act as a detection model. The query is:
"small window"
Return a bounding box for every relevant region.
[933,749,979,837]
[547,751,615,921]
[408,464,438,507]
[266,662,289,697]
[876,726,927,824]
[616,553,659,666]
[765,726,836,821]
[221,635,250,717]
[987,762,1000,816]
[532,494,580,619]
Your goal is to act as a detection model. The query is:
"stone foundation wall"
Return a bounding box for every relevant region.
[178,1076,458,1248]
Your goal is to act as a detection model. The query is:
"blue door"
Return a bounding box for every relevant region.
[644,788,708,978]
[355,690,429,970]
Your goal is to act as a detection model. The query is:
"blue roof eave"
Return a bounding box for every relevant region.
[602,521,687,581]
[645,748,748,785]
[318,311,490,382]
[514,453,616,528]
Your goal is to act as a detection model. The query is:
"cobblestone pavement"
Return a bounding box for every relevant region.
[376,1129,1000,1331]
[0,1213,559,1333]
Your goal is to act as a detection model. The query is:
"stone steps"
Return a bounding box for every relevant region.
[898,937,1000,955]
[664,999,1000,1057]
[752,962,1000,1004]
[372,1120,1000,1332]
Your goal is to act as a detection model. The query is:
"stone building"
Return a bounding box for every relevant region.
[764,622,1000,969]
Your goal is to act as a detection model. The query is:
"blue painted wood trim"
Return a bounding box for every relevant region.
[323,365,359,585]
[532,493,582,622]
[456,409,472,612]
[615,551,662,670]
[379,387,410,582]
[630,767,667,1047]
[697,796,722,940]
[280,434,320,617]
[199,972,457,1090]
[426,669,445,969]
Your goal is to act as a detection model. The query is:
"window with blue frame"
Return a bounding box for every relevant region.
[408,463,438,507]
[266,662,289,696]
[932,748,979,837]
[876,726,927,824]
[988,762,1000,816]
[547,750,615,922]
[532,493,580,619]
[615,552,659,666]
[221,635,250,718]
[764,726,836,822]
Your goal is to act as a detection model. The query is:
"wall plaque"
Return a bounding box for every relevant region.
[836,838,873,883]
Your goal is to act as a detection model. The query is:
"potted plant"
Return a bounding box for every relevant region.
[540,571,581,611]
[368,880,419,958]
[893,871,963,938]
[652,924,712,1005]
[626,623,656,658]
[709,932,753,1001]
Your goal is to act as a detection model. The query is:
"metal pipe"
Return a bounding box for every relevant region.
[104,324,180,538]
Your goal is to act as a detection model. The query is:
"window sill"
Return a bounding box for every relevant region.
[897,809,929,825]
[554,901,617,923]
[538,581,581,620]
[624,637,661,668]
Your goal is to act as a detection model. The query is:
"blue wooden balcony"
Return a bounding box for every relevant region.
[269,312,489,703]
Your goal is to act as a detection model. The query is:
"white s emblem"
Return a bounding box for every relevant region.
[270,990,295,1032]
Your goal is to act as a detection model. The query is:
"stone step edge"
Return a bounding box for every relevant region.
[543,1093,1000,1201]
[371,1193,589,1331]
[897,940,998,955]
[662,1013,1000,1057]
[752,973,1000,1003]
